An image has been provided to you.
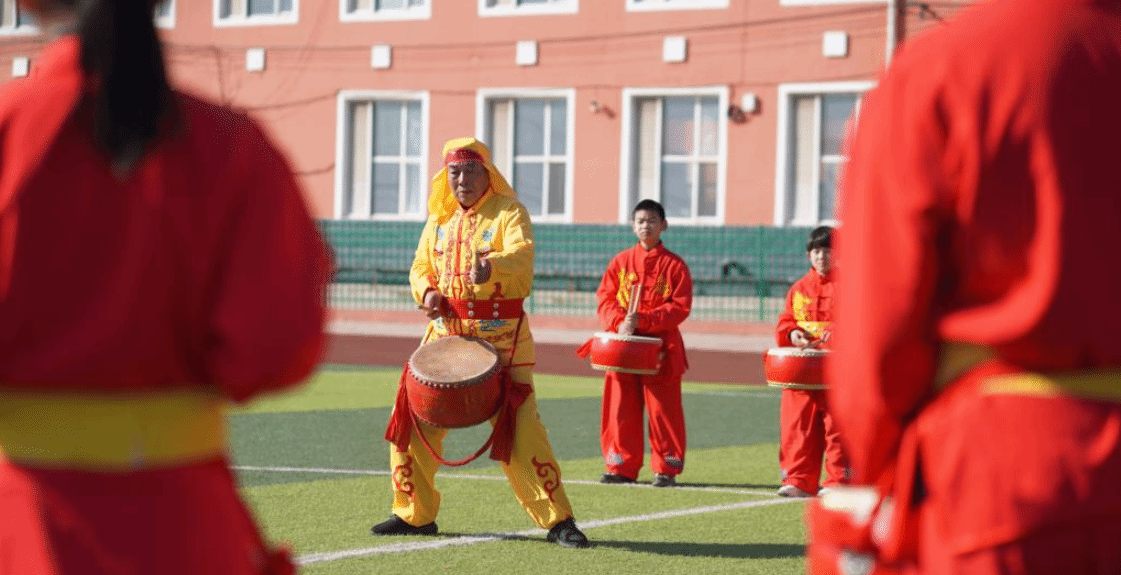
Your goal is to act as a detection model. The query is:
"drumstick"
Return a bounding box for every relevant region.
[626,284,642,316]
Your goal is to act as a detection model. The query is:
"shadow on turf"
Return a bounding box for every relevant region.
[591,540,805,559]
[423,533,804,559]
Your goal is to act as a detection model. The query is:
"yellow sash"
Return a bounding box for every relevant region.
[936,343,1121,401]
[0,389,226,470]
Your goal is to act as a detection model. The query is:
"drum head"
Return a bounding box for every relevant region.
[409,336,499,384]
[767,346,829,358]
[593,331,663,345]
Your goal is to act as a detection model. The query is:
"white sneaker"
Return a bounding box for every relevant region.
[776,484,815,498]
[817,486,836,497]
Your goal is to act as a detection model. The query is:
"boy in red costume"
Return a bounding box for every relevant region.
[774,226,848,498]
[593,199,693,488]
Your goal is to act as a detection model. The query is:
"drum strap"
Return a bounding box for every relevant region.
[403,368,532,467]
[386,367,532,467]
[384,314,533,466]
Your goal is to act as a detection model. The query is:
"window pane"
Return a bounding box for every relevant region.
[820,160,840,221]
[634,98,660,206]
[409,0,425,6]
[156,1,172,17]
[374,102,402,156]
[791,96,817,223]
[347,102,371,218]
[547,162,566,215]
[822,93,858,156]
[373,163,400,214]
[220,0,232,18]
[661,162,691,218]
[699,97,719,156]
[514,161,544,215]
[405,163,422,214]
[488,100,513,176]
[699,162,717,217]
[405,101,422,156]
[548,99,566,155]
[376,0,405,8]
[662,97,694,156]
[514,100,545,156]
[279,0,292,12]
[247,0,274,16]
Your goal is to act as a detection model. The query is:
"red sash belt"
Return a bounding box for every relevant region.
[442,297,524,320]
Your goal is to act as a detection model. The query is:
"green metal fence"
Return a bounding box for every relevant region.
[321,220,813,324]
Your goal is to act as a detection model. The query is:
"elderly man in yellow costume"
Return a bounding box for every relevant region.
[374,137,590,548]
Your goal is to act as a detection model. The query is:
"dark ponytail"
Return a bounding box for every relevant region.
[75,0,171,174]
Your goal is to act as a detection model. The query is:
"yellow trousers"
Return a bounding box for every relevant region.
[388,365,574,528]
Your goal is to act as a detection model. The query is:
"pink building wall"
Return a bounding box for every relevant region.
[0,0,962,225]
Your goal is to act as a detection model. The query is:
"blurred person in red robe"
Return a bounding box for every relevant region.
[0,0,332,573]
[809,0,1121,573]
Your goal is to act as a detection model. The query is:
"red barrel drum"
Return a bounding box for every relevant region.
[405,336,502,428]
[586,332,663,375]
[763,347,829,390]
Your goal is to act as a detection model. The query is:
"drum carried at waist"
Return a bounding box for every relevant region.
[405,336,503,428]
[764,347,829,390]
[583,332,663,375]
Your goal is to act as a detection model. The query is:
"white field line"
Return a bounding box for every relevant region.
[297,496,799,565]
[233,465,779,497]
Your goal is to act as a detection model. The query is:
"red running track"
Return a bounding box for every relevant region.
[322,334,765,386]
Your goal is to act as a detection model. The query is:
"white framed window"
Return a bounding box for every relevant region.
[341,0,430,22]
[627,0,729,12]
[335,91,429,221]
[1,0,36,35]
[156,0,175,28]
[620,86,728,225]
[479,0,578,17]
[215,0,297,27]
[478,89,575,222]
[774,81,873,227]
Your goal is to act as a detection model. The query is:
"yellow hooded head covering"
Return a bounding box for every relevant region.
[428,137,516,224]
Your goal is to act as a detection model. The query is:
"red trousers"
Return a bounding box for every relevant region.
[0,458,293,575]
[779,388,848,493]
[601,370,686,479]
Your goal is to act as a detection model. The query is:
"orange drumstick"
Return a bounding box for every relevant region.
[627,284,642,315]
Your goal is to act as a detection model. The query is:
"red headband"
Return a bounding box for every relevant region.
[444,148,485,166]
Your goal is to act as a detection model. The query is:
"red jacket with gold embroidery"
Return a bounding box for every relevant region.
[0,36,332,402]
[775,268,833,348]
[596,242,692,376]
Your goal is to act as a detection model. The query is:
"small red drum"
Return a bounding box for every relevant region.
[764,347,829,390]
[587,332,663,375]
[405,336,503,428]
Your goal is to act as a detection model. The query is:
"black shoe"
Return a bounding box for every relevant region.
[599,473,636,484]
[546,517,590,549]
[652,473,676,488]
[370,515,438,536]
